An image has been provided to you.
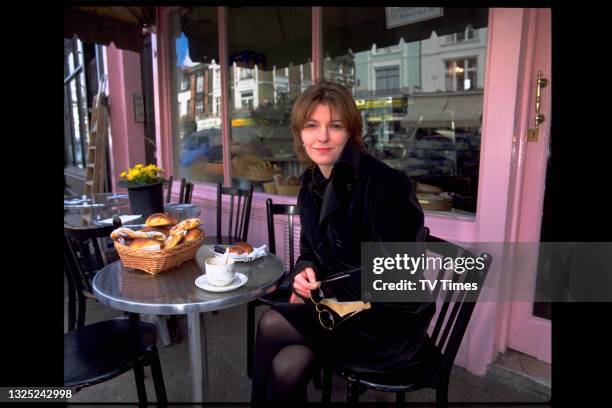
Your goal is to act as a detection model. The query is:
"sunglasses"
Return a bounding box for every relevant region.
[309,287,361,331]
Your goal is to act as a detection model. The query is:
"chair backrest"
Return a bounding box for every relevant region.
[165,176,173,204]
[266,198,299,272]
[216,183,254,243]
[173,178,193,204]
[423,227,493,374]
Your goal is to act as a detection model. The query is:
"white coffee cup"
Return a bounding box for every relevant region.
[205,257,236,286]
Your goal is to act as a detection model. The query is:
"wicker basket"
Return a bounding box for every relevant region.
[114,235,204,275]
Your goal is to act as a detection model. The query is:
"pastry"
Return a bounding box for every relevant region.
[229,242,254,255]
[184,228,204,243]
[128,238,162,251]
[164,230,186,249]
[169,218,202,235]
[110,227,149,241]
[145,213,178,227]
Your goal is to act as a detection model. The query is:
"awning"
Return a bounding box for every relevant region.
[401,91,483,129]
[64,7,156,53]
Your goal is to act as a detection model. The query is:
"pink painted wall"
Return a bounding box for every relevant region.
[106,43,147,193]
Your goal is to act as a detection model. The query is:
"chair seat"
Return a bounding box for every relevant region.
[334,338,442,392]
[64,320,157,388]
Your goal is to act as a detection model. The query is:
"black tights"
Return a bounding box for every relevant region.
[251,308,317,404]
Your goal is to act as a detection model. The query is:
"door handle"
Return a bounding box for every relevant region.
[527,71,548,142]
[535,71,548,126]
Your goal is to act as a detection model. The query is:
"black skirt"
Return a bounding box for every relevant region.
[271,301,435,373]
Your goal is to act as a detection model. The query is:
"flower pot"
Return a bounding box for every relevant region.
[126,182,164,219]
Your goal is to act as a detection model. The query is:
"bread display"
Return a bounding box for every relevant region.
[145,213,178,227]
[109,215,204,251]
[229,242,254,255]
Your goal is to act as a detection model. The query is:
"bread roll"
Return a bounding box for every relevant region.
[184,228,204,243]
[129,238,161,251]
[141,225,173,236]
[164,230,186,249]
[145,213,178,227]
[110,227,149,241]
[169,218,202,235]
[229,242,254,255]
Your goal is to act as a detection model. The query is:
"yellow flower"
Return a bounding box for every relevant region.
[120,171,127,178]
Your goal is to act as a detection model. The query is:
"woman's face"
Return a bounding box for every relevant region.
[300,104,349,177]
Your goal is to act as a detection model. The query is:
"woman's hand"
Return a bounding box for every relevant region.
[293,267,320,300]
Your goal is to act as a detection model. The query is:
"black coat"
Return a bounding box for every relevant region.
[275,142,436,373]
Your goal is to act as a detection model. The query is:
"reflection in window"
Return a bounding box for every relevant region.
[227,7,312,195]
[323,7,488,216]
[168,7,224,185]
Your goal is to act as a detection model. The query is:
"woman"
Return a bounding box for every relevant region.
[251,80,435,403]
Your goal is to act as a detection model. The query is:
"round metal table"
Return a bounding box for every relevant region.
[92,244,284,402]
[64,193,201,231]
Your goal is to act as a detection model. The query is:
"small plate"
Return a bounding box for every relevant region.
[195,272,248,292]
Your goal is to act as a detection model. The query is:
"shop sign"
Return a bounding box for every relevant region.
[197,117,221,130]
[231,117,268,127]
[385,7,444,29]
[356,98,408,110]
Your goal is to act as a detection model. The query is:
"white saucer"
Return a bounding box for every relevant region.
[195,273,248,293]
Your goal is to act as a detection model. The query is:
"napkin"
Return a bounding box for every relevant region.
[215,245,268,262]
[97,215,143,225]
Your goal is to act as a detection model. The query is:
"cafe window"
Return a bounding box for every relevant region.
[322,7,489,216]
[64,37,91,171]
[227,7,312,195]
[167,7,224,185]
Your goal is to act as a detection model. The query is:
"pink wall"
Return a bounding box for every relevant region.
[143,7,547,375]
[106,43,147,193]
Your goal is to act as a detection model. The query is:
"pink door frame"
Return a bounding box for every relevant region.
[100,7,551,374]
[505,8,552,363]
[105,43,147,193]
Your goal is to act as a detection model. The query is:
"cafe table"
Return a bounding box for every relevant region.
[92,244,284,402]
[64,193,202,230]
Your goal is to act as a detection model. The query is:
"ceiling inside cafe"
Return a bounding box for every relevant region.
[64,6,156,53]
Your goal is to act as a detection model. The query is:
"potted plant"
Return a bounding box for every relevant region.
[119,163,166,219]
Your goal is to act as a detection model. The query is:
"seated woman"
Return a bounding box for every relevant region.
[251,80,436,404]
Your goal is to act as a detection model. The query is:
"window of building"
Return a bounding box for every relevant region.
[445,57,477,91]
[375,66,400,92]
[323,7,488,216]
[240,91,254,109]
[196,73,204,93]
[444,25,478,44]
[196,97,204,114]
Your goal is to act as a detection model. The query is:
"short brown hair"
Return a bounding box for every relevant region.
[291,80,364,167]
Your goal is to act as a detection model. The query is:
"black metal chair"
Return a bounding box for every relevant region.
[320,228,493,406]
[165,176,173,204]
[210,182,254,245]
[64,218,121,330]
[174,177,193,204]
[64,318,168,405]
[246,198,299,378]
